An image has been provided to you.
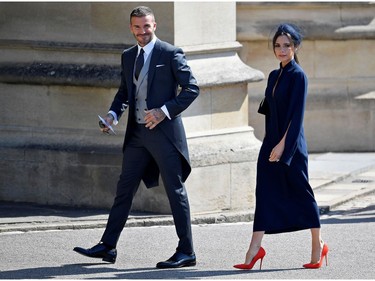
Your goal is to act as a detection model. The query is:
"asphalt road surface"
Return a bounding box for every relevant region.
[0,193,374,279]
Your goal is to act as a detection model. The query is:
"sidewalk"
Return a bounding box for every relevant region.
[1,152,375,233]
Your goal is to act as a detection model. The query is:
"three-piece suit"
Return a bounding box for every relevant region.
[100,38,199,255]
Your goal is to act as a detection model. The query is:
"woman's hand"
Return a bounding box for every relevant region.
[269,140,285,162]
[270,122,290,162]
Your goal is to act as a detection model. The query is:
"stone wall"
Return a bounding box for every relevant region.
[0,2,263,213]
[237,2,375,152]
[4,2,373,213]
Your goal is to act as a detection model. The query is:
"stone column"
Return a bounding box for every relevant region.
[132,2,263,214]
[0,2,263,214]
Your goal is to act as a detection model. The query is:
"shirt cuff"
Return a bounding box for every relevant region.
[161,105,171,120]
[108,110,118,125]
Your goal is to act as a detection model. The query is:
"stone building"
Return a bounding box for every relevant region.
[238,2,375,152]
[0,2,374,213]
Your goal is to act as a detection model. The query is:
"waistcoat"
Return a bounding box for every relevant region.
[133,51,152,124]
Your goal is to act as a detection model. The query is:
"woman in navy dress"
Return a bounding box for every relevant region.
[234,24,328,270]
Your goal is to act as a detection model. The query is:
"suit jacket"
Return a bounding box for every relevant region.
[109,39,199,188]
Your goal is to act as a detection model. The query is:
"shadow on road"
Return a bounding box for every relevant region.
[0,263,304,279]
[321,204,375,225]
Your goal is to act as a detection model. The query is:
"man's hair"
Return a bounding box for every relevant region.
[130,6,155,22]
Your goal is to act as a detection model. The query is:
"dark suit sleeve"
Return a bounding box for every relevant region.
[109,53,129,120]
[164,48,199,118]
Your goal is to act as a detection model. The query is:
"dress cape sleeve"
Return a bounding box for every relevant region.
[280,69,308,166]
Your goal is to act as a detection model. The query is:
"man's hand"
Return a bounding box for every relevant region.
[144,108,166,129]
[99,114,114,134]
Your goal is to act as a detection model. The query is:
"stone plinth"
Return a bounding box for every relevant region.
[131,41,264,214]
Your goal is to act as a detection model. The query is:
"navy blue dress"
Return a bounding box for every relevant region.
[253,60,321,234]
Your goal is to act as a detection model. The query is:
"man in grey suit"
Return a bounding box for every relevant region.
[73,6,199,269]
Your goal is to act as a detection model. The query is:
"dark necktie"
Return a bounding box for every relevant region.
[135,48,144,80]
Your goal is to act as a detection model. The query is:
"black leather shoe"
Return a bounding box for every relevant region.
[156,252,196,269]
[73,243,117,263]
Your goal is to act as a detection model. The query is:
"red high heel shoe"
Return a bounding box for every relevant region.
[303,243,329,269]
[233,247,266,270]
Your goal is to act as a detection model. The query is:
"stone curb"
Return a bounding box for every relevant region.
[1,164,375,234]
[0,211,254,234]
[1,185,374,234]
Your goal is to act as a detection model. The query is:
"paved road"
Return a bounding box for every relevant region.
[0,192,374,279]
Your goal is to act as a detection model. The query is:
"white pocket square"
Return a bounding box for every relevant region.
[156,64,165,68]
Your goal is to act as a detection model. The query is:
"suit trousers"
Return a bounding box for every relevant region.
[101,124,194,255]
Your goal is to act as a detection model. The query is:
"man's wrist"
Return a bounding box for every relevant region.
[160,105,171,120]
[106,113,114,121]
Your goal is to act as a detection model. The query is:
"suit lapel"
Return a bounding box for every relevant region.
[125,46,138,98]
[147,39,162,93]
